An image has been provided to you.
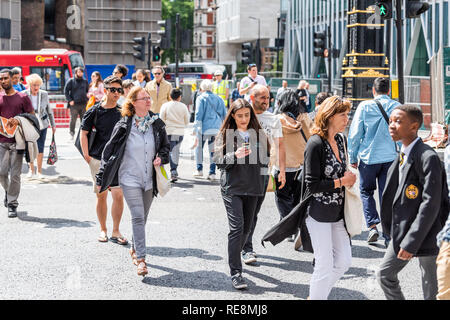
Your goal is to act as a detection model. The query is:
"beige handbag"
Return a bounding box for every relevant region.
[155,165,171,197]
[341,134,363,237]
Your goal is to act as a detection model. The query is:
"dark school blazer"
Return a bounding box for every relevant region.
[381,138,449,256]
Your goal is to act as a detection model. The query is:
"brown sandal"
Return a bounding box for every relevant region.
[137,259,148,277]
[130,249,138,266]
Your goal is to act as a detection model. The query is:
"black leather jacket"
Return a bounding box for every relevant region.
[96,112,170,196]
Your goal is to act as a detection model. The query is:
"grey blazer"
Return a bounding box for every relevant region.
[24,89,56,129]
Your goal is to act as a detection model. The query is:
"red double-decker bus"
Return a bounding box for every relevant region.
[0,49,85,128]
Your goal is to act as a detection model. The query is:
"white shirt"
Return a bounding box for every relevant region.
[399,137,420,183]
[240,75,267,101]
[30,94,39,112]
[256,111,283,145]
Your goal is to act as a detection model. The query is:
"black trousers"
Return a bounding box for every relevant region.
[274,170,301,220]
[222,192,259,276]
[242,175,270,254]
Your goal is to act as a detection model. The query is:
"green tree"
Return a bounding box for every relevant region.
[161,0,194,65]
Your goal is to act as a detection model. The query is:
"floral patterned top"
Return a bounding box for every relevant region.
[312,134,346,205]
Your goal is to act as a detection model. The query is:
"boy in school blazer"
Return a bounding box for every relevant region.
[377,105,449,300]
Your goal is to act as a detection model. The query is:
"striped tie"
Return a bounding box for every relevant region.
[399,152,405,166]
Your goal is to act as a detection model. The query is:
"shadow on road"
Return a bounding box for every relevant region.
[17,211,96,229]
[351,244,386,259]
[23,175,92,186]
[174,178,220,187]
[143,264,231,292]
[147,246,222,261]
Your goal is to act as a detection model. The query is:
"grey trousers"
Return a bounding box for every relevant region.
[122,186,154,260]
[0,143,23,208]
[377,241,438,300]
[69,103,86,136]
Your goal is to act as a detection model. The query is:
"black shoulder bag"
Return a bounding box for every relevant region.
[74,106,98,156]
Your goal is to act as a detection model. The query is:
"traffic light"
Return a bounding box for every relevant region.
[158,19,172,49]
[241,42,253,65]
[132,36,145,61]
[405,0,430,18]
[375,1,392,20]
[152,46,161,62]
[313,31,327,57]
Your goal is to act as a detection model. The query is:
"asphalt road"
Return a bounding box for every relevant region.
[0,124,428,300]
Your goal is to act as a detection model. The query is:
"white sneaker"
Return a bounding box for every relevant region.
[193,170,203,177]
[207,174,216,181]
[37,173,44,180]
[27,171,34,179]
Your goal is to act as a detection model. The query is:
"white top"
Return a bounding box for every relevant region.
[256,111,283,145]
[399,136,420,183]
[159,100,190,136]
[240,75,267,100]
[30,94,38,112]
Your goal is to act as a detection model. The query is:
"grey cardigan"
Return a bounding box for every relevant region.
[23,89,56,129]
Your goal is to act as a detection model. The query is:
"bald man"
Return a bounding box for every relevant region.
[241,84,286,265]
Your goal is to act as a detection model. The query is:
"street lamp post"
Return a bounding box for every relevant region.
[248,16,261,70]
[208,4,220,64]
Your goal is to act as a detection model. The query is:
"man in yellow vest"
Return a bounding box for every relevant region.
[212,70,229,108]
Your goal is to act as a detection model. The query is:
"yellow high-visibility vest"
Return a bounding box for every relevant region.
[212,80,228,107]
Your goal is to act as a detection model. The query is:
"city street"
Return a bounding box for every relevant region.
[0,123,428,300]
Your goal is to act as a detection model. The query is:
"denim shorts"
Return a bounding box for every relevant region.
[37,128,47,153]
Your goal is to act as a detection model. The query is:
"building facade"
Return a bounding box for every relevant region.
[0,0,21,50]
[283,0,450,81]
[84,0,162,67]
[193,0,217,62]
[216,0,280,72]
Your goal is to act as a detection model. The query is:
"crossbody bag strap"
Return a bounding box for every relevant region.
[374,99,390,125]
[374,99,399,153]
[300,128,307,143]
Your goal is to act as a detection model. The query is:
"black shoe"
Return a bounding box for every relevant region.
[231,273,248,290]
[7,206,17,218]
[367,227,379,244]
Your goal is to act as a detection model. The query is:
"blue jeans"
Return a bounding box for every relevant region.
[168,135,183,175]
[195,134,216,175]
[358,161,393,230]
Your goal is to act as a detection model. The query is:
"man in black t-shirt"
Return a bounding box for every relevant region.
[80,76,127,245]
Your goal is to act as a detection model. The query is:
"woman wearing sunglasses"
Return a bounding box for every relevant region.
[95,86,170,277]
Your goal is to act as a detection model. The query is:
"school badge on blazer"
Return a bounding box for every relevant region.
[405,184,419,199]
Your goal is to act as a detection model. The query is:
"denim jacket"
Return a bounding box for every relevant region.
[348,95,400,165]
[194,91,227,136]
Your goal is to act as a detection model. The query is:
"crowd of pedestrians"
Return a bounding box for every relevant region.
[0,61,449,300]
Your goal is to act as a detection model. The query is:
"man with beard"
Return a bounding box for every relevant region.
[64,67,89,139]
[0,69,35,217]
[241,84,286,265]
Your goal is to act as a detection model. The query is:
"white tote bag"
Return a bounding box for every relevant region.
[155,165,171,197]
[340,134,363,237]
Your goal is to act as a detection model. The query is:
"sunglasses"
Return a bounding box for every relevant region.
[106,87,124,94]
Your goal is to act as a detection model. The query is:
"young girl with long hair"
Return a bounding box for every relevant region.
[214,98,270,290]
